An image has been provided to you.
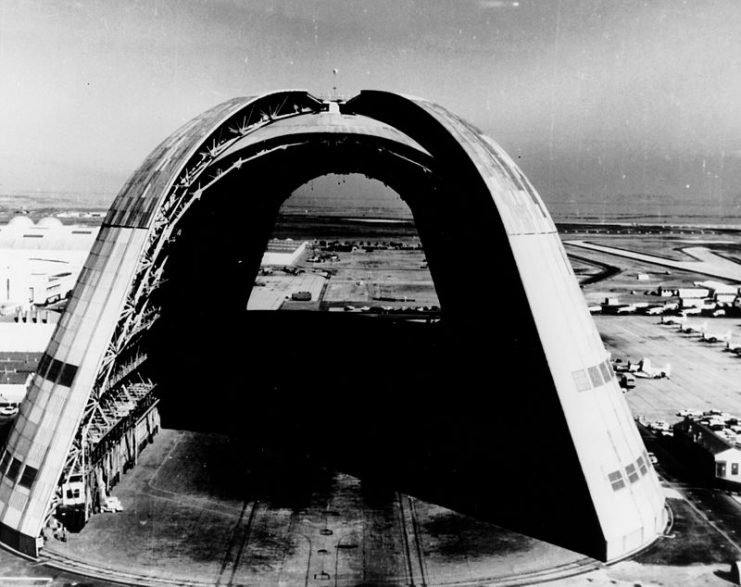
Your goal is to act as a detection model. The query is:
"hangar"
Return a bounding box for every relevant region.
[0,90,665,561]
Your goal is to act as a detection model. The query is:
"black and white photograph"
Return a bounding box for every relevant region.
[1,1,741,585]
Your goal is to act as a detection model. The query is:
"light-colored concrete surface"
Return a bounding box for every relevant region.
[42,429,589,586]
[247,272,326,310]
[552,562,731,586]
[319,248,438,307]
[594,315,741,422]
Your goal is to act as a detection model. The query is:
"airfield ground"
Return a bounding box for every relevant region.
[41,429,592,586]
[3,221,741,585]
[596,315,741,422]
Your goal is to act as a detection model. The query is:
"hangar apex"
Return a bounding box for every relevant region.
[0,90,665,562]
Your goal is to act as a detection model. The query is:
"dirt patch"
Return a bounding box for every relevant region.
[422,510,534,561]
[634,499,737,565]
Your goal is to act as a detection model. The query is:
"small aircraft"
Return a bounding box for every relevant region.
[701,330,732,343]
[660,314,685,326]
[633,358,671,379]
[726,339,741,355]
[679,320,707,335]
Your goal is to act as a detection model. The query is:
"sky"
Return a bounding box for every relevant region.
[1,0,741,221]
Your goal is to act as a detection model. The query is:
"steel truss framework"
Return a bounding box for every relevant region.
[56,93,327,524]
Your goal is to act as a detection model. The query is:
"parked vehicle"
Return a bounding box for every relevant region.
[0,405,19,417]
[101,496,123,513]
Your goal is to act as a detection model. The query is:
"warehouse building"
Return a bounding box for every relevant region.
[0,216,97,310]
[260,239,307,266]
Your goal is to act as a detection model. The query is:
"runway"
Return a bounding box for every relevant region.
[566,240,741,281]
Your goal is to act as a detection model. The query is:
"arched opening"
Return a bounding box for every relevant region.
[0,92,664,564]
[247,173,436,313]
[137,127,600,556]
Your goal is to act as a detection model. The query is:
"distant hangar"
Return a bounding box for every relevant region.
[0,216,96,310]
[0,90,665,561]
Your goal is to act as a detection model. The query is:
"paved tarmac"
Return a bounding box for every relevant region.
[40,429,591,586]
[595,315,741,422]
[1,315,740,585]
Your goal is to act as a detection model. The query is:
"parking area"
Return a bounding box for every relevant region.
[595,315,741,422]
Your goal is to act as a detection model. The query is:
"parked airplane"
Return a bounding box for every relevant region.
[660,315,686,326]
[634,358,671,379]
[726,339,741,355]
[679,320,707,335]
[701,330,732,343]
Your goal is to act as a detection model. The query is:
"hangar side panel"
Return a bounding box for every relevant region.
[0,92,316,552]
[412,99,665,558]
[513,232,665,544]
[0,226,148,540]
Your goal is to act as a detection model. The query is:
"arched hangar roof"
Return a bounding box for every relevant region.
[0,90,665,562]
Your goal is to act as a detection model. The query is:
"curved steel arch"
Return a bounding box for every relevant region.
[0,90,665,561]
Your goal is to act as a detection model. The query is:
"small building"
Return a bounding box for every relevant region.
[260,239,308,266]
[692,281,739,305]
[674,418,741,491]
[694,280,738,297]
[716,293,738,305]
[676,287,711,299]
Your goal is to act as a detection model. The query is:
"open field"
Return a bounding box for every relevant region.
[244,238,440,310]
[316,247,437,307]
[594,315,741,423]
[247,272,327,310]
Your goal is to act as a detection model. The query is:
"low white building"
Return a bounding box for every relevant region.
[694,280,739,305]
[714,446,741,487]
[260,239,308,266]
[676,287,710,299]
[694,280,738,296]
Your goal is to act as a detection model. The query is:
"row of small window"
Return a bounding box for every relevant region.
[716,461,739,478]
[572,359,615,393]
[37,354,78,388]
[0,450,38,490]
[608,452,651,491]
